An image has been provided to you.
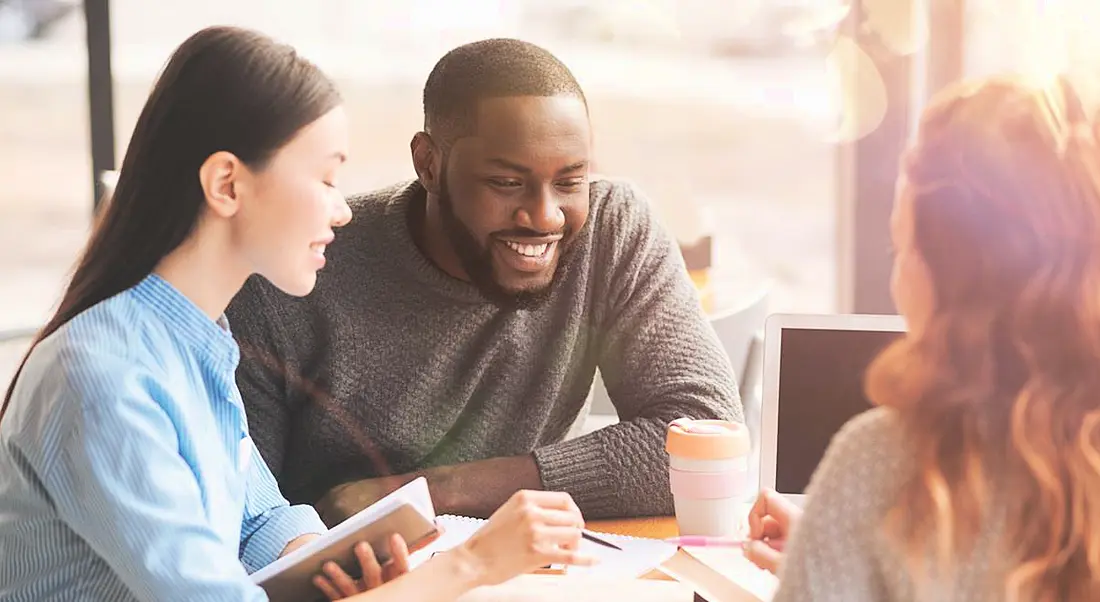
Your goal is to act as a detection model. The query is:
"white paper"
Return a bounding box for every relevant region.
[410,515,678,579]
[456,574,694,602]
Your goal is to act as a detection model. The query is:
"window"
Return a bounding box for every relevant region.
[0,2,88,383]
[110,0,844,314]
[966,0,1100,78]
[0,1,852,385]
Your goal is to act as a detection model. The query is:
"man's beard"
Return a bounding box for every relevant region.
[437,174,572,311]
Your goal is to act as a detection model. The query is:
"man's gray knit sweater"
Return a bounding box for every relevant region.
[226,178,742,518]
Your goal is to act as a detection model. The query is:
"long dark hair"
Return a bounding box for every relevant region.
[1,26,341,420]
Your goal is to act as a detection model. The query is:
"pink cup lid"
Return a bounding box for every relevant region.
[665,418,750,460]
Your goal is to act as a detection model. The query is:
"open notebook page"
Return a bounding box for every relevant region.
[658,547,777,602]
[408,515,678,579]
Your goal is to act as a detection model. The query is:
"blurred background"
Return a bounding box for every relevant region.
[3,0,1100,384]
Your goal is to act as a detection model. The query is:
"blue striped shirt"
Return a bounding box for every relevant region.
[0,274,327,601]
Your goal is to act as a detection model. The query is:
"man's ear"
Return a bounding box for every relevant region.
[410,131,442,195]
[198,151,243,218]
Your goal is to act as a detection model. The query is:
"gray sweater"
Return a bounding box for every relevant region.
[774,407,1012,602]
[225,179,741,518]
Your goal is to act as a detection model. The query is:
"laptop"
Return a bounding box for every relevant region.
[758,313,907,505]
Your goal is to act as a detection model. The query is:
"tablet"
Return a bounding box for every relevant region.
[252,478,440,602]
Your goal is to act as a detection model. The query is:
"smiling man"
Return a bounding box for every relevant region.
[226,39,742,524]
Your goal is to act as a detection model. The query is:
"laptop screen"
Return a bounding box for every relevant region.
[774,327,904,494]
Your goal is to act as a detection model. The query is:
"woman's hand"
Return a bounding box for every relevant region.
[454,490,597,586]
[312,533,410,600]
[743,489,802,574]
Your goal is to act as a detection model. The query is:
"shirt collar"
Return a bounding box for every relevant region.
[130,273,240,373]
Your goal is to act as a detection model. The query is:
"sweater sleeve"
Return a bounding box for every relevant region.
[533,180,743,518]
[772,408,905,602]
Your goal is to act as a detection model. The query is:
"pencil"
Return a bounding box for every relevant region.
[582,529,623,551]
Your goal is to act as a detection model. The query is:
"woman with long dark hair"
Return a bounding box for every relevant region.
[748,75,1100,601]
[0,26,593,601]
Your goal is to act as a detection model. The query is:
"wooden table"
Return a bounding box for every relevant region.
[587,516,678,539]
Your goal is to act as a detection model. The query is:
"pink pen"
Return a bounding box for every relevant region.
[664,535,747,548]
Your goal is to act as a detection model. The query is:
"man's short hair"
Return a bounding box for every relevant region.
[422,38,587,146]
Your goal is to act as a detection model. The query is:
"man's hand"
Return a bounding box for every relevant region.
[316,455,543,526]
[743,488,802,574]
[316,476,411,527]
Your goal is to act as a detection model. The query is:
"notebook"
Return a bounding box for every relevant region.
[408,514,678,579]
[251,478,441,602]
[658,547,778,602]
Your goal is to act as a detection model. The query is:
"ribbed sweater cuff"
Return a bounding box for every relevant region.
[533,436,618,518]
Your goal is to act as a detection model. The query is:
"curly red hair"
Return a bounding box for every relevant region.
[866,75,1100,601]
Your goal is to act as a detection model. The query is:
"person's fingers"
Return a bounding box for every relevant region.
[383,534,410,581]
[749,489,799,538]
[557,533,580,551]
[747,490,770,537]
[547,548,599,567]
[511,489,578,512]
[355,542,384,590]
[761,489,797,525]
[530,507,585,528]
[767,538,787,553]
[743,540,783,575]
[759,515,786,540]
[312,575,343,601]
[531,525,584,548]
[325,560,362,597]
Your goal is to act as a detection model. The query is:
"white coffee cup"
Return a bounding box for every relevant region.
[666,417,751,537]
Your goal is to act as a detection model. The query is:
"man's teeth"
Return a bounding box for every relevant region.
[310,243,326,254]
[504,241,550,257]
